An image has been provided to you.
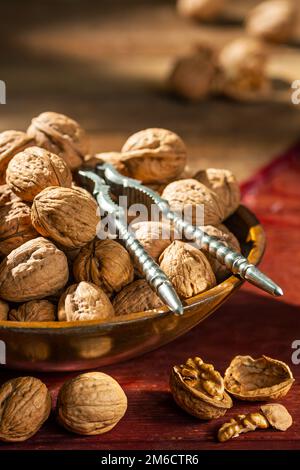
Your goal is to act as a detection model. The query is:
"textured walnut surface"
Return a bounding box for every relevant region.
[113,279,164,316]
[27,111,89,170]
[56,372,127,435]
[159,240,216,298]
[9,300,56,322]
[31,186,99,249]
[0,237,69,302]
[0,130,34,184]
[6,146,72,202]
[0,377,51,442]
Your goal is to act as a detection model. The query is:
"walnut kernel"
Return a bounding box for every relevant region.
[0,299,9,320]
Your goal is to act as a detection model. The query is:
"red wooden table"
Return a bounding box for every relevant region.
[0,147,300,450]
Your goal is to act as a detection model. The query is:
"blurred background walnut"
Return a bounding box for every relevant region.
[73,239,134,297]
[0,299,9,321]
[159,240,216,298]
[177,0,226,21]
[0,130,34,184]
[162,178,225,225]
[193,168,240,218]
[58,281,114,321]
[9,300,56,322]
[6,147,72,202]
[113,279,164,315]
[27,111,90,170]
[246,0,297,43]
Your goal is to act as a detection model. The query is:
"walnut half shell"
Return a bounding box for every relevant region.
[224,355,294,401]
[170,357,233,420]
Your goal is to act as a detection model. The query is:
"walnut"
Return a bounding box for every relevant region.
[194,168,240,218]
[199,224,241,281]
[113,279,164,316]
[131,221,173,263]
[58,281,114,322]
[27,111,89,170]
[85,152,128,176]
[0,184,17,206]
[168,44,216,101]
[246,0,297,43]
[218,412,269,442]
[216,37,271,101]
[162,179,225,226]
[159,241,216,299]
[224,355,294,401]
[73,239,134,297]
[0,299,9,320]
[0,130,34,184]
[31,186,100,249]
[177,0,226,20]
[56,372,127,435]
[0,237,69,302]
[0,199,38,256]
[170,357,233,420]
[0,377,51,442]
[9,300,56,322]
[260,403,293,431]
[6,146,72,202]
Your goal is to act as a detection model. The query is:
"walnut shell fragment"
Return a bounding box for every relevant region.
[58,281,114,322]
[170,357,233,420]
[9,300,56,322]
[27,111,89,170]
[73,239,134,297]
[56,372,127,435]
[0,299,9,320]
[162,179,225,226]
[159,241,216,299]
[224,355,294,401]
[0,130,34,184]
[260,403,293,431]
[0,377,51,442]
[113,279,164,316]
[6,146,72,201]
[0,237,69,302]
[31,186,100,249]
[177,0,226,20]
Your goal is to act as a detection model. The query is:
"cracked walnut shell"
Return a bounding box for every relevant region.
[177,0,226,20]
[58,281,114,322]
[224,355,294,401]
[170,357,232,420]
[31,186,100,249]
[56,372,127,435]
[162,179,225,226]
[0,237,69,302]
[260,403,293,431]
[6,146,72,202]
[113,279,164,316]
[0,377,51,442]
[159,241,216,299]
[0,130,34,184]
[27,111,89,170]
[73,239,134,297]
[9,300,56,322]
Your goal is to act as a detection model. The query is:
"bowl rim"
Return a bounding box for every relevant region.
[0,205,266,332]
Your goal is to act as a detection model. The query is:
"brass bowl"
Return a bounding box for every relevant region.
[0,205,265,372]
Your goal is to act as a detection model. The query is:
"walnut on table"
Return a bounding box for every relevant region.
[0,130,34,184]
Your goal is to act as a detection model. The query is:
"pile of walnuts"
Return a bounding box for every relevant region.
[0,111,241,323]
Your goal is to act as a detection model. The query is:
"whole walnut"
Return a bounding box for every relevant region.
[159,240,216,299]
[9,300,56,322]
[58,281,114,322]
[0,299,9,320]
[113,279,164,316]
[6,146,72,202]
[216,37,270,101]
[168,44,217,101]
[27,111,89,170]
[0,199,38,256]
[0,237,69,302]
[56,372,127,435]
[162,178,225,226]
[177,0,226,20]
[193,168,240,218]
[0,184,18,206]
[31,186,100,249]
[0,130,34,184]
[0,377,51,442]
[200,224,241,280]
[73,239,134,297]
[246,0,297,43]
[119,128,187,184]
[131,221,173,263]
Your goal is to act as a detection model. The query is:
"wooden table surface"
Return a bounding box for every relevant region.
[0,0,300,451]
